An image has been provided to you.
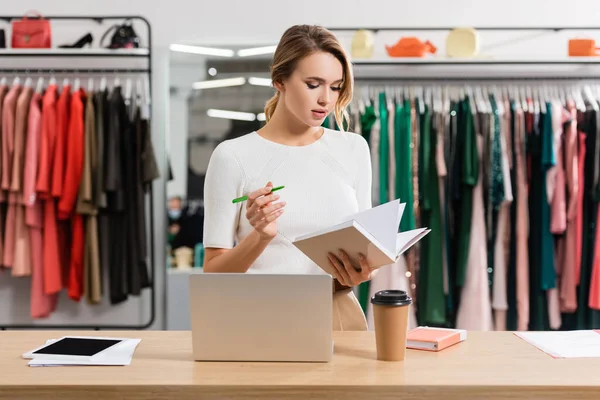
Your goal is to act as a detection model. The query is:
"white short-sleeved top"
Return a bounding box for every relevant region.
[202,128,373,275]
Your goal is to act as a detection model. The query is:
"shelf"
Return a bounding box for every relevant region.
[0,48,150,57]
[352,56,600,65]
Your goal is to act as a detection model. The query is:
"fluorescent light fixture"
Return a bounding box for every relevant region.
[169,44,234,57]
[248,77,272,87]
[257,113,266,121]
[192,77,246,89]
[207,109,256,121]
[237,45,277,57]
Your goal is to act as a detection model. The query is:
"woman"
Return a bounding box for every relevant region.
[202,24,375,331]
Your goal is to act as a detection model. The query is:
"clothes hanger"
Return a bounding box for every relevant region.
[35,77,44,93]
[584,84,598,111]
[24,76,33,88]
[62,77,69,88]
[13,76,21,86]
[100,76,107,91]
[88,77,94,93]
[49,75,56,86]
[74,77,81,91]
[0,77,6,86]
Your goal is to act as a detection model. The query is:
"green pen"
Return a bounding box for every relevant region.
[232,185,285,204]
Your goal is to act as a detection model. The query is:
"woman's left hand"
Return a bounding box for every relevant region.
[327,250,374,287]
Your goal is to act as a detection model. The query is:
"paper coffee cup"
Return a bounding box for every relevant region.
[370,290,412,361]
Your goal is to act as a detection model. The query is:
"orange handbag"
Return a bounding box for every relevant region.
[568,38,600,56]
[385,37,437,58]
[11,11,52,48]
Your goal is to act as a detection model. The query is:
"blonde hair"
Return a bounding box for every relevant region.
[264,25,353,131]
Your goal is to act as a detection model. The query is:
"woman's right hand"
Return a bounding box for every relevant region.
[245,181,286,240]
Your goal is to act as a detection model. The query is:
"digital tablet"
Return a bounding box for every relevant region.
[23,336,127,360]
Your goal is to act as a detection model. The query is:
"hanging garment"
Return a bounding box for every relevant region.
[455,97,478,288]
[24,90,58,318]
[560,100,580,313]
[491,94,513,330]
[588,205,600,309]
[0,83,8,263]
[9,85,33,276]
[409,99,421,306]
[514,103,530,331]
[456,134,493,330]
[76,94,101,304]
[387,99,396,201]
[577,106,597,329]
[378,92,389,205]
[359,102,376,147]
[60,88,86,301]
[107,86,129,304]
[95,89,110,301]
[435,111,450,304]
[1,83,22,268]
[505,100,519,331]
[37,85,62,296]
[52,85,72,288]
[417,104,446,326]
[135,107,158,290]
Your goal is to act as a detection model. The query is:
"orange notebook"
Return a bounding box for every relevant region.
[406,327,467,351]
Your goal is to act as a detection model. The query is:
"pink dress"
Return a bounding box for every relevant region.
[1,84,21,269]
[559,101,580,313]
[515,106,530,331]
[456,135,493,331]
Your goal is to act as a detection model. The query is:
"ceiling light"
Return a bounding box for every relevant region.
[208,67,217,76]
[207,109,256,121]
[257,113,266,121]
[192,77,246,89]
[169,44,234,57]
[248,77,272,87]
[237,45,277,57]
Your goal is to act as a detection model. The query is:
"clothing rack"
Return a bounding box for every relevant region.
[0,15,156,330]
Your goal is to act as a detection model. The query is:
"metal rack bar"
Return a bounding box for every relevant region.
[327,26,600,32]
[353,76,600,82]
[0,68,150,73]
[0,15,156,331]
[0,52,149,58]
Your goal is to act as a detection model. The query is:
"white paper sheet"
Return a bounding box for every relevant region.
[514,330,600,358]
[27,338,141,367]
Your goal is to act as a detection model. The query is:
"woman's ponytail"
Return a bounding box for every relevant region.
[264,91,279,122]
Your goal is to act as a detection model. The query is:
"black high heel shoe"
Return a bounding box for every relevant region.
[59,33,93,49]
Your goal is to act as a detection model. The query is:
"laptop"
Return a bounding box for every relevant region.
[189,273,333,362]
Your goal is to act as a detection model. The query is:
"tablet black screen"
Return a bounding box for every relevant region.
[32,338,123,356]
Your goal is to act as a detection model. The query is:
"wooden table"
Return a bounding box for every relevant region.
[1,330,599,399]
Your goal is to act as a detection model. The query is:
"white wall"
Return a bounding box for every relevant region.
[1,0,599,330]
[3,0,600,47]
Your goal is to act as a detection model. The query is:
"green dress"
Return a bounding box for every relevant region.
[360,104,377,145]
[455,98,479,288]
[417,105,446,326]
[396,99,415,231]
[378,92,389,204]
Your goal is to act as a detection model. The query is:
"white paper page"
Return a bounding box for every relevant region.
[28,339,141,367]
[396,228,430,256]
[351,200,404,253]
[515,330,600,358]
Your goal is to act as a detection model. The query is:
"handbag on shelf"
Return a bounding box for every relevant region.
[100,19,141,49]
[11,11,52,48]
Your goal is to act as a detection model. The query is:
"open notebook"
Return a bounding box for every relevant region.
[292,199,430,274]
